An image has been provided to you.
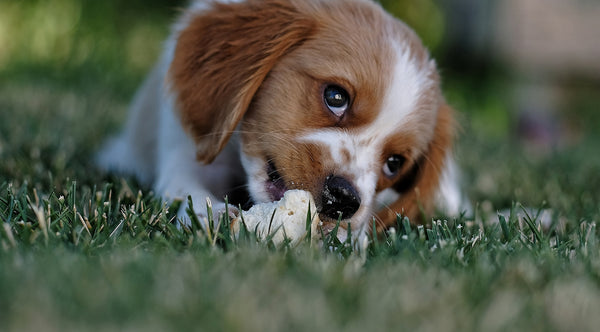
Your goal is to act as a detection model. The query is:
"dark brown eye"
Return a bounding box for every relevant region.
[383,155,406,178]
[323,85,349,117]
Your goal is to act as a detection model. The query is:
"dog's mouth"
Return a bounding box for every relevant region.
[265,160,287,201]
[263,159,356,242]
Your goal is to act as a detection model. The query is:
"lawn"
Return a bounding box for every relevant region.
[1,1,600,331]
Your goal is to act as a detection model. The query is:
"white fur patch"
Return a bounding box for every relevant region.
[375,188,401,211]
[435,155,472,216]
[361,41,432,144]
[240,150,272,203]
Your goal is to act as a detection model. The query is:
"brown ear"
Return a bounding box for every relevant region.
[169,0,316,163]
[376,103,455,229]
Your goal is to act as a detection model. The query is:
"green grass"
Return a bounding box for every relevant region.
[2,178,599,331]
[2,1,600,331]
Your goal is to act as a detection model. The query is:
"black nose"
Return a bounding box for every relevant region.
[321,176,361,220]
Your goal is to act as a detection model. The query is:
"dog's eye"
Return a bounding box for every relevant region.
[323,85,349,117]
[383,155,406,178]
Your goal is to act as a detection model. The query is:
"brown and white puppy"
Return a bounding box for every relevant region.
[97,0,468,241]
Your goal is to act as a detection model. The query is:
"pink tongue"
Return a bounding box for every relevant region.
[266,160,286,201]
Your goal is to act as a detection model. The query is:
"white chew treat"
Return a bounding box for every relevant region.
[231,190,320,245]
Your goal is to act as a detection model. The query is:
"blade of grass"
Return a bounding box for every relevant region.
[520,204,544,244]
[305,202,312,244]
[498,213,511,241]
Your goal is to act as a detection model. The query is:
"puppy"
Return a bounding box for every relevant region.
[97,0,468,240]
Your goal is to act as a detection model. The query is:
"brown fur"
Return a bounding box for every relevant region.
[170,0,316,163]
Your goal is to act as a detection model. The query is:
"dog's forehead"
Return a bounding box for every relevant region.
[290,4,398,91]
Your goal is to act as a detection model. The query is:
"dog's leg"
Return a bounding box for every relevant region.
[155,150,238,228]
[155,95,239,228]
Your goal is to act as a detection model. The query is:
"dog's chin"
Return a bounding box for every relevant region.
[265,160,287,201]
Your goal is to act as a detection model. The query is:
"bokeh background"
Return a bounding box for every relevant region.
[1,0,599,219]
[1,1,600,331]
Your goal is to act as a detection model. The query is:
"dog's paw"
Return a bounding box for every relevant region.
[211,202,240,223]
[176,198,239,230]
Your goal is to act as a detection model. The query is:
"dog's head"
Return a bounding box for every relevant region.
[169,0,454,235]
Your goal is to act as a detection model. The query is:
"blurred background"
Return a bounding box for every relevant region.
[1,0,599,220]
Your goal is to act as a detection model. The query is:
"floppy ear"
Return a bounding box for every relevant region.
[169,0,316,163]
[376,103,455,229]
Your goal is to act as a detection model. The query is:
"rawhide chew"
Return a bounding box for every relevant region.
[230,190,320,245]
